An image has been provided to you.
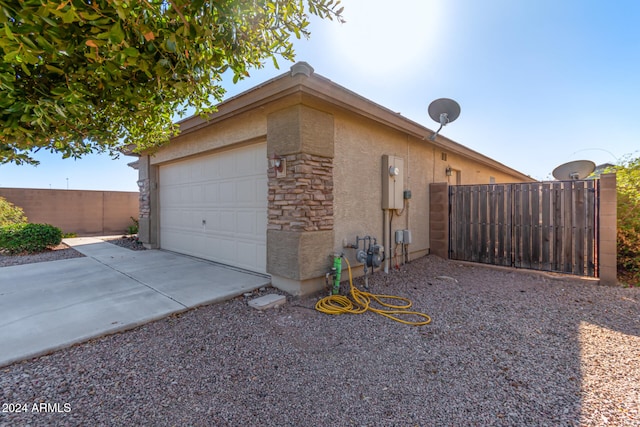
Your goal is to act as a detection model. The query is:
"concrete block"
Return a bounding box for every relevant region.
[248,294,287,310]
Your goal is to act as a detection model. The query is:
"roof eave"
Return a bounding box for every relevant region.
[170,63,533,182]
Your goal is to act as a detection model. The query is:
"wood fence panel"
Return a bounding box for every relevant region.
[471,185,478,262]
[563,183,574,273]
[513,185,522,268]
[541,183,552,271]
[488,185,497,264]
[479,185,489,264]
[530,183,541,270]
[586,181,597,276]
[448,180,598,277]
[574,181,585,275]
[521,184,532,268]
[496,185,506,266]
[552,182,563,272]
[505,185,513,267]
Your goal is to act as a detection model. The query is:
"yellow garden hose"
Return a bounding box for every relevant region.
[315,257,432,326]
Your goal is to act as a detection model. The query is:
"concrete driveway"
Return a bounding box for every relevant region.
[0,237,271,368]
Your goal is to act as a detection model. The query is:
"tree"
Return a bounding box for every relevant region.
[608,155,640,286]
[0,196,27,225]
[0,0,344,165]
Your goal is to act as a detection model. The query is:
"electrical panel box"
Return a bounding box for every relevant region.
[403,229,412,244]
[395,230,404,244]
[382,155,404,209]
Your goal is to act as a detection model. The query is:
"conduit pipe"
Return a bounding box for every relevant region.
[383,209,390,274]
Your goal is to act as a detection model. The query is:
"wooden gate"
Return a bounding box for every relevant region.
[448,180,599,276]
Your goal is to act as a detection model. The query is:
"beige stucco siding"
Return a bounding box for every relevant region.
[442,150,529,185]
[333,114,430,260]
[332,110,532,262]
[149,109,267,165]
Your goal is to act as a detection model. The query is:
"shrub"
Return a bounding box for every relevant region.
[126,216,139,235]
[0,197,27,226]
[607,155,640,286]
[0,223,62,254]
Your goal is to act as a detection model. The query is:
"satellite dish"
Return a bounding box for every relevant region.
[428,98,461,140]
[552,160,596,180]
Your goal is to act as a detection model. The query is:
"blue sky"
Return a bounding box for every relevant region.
[1,0,638,191]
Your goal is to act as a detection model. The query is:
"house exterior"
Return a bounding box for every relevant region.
[136,62,533,295]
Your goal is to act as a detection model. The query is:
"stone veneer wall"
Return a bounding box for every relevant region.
[138,177,150,220]
[136,155,158,247]
[267,153,334,232]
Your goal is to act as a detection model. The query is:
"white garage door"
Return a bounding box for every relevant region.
[159,143,268,274]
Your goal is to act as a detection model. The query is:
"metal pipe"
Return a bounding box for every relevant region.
[383,210,390,273]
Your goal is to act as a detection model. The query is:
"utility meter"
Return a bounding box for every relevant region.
[382,155,404,209]
[356,244,384,268]
[368,244,384,268]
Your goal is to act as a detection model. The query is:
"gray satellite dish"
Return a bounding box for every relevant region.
[428,98,461,140]
[552,160,596,180]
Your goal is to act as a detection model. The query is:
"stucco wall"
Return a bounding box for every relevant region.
[149,109,267,165]
[0,188,138,236]
[332,112,532,265]
[441,150,525,185]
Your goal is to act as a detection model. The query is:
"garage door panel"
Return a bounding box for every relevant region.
[191,185,204,202]
[220,181,237,204]
[205,183,219,203]
[236,211,256,236]
[203,159,221,180]
[256,177,268,204]
[236,179,256,203]
[162,230,206,256]
[159,143,267,274]
[207,237,232,261]
[236,241,258,267]
[204,211,220,230]
[219,210,236,234]
[238,150,260,176]
[219,153,235,177]
[256,213,267,237]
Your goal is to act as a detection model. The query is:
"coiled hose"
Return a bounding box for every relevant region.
[315,257,432,326]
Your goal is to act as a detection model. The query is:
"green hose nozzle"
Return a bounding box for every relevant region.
[332,254,342,295]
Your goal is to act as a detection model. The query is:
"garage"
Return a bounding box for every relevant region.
[159,143,268,274]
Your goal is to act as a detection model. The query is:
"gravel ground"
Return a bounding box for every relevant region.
[100,236,147,251]
[1,255,639,426]
[0,237,144,268]
[0,243,84,267]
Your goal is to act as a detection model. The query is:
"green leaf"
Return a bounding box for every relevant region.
[50,86,68,96]
[3,50,20,62]
[166,35,177,52]
[0,0,345,165]
[45,64,65,74]
[123,47,139,57]
[61,8,77,24]
[78,12,102,21]
[110,21,125,44]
